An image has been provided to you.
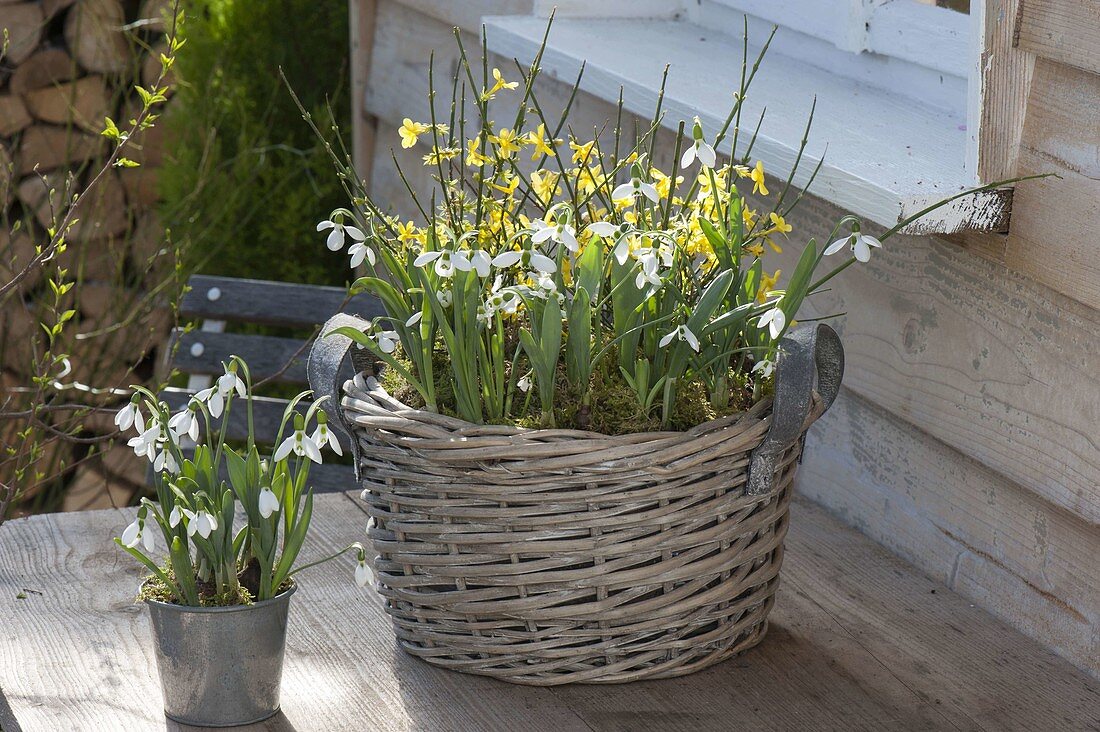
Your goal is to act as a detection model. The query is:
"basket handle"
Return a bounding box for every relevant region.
[307,313,373,481]
[745,323,844,496]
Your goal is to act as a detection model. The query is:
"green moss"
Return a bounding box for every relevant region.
[137,564,292,607]
[377,345,759,435]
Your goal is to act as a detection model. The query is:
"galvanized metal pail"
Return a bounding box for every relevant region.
[144,583,296,727]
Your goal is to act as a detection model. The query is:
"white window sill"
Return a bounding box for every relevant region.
[484,15,1008,235]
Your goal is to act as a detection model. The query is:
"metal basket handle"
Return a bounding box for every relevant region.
[307,313,373,481]
[745,323,845,496]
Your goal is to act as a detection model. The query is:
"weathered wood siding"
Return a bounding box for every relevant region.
[351,0,1100,676]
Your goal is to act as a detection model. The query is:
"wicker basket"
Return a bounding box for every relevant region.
[309,315,843,686]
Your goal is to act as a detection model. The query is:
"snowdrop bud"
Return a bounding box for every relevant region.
[258,487,280,519]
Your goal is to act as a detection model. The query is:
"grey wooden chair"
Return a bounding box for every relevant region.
[157,274,382,493]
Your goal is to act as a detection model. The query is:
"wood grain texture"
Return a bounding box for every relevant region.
[2,493,1097,731]
[349,0,378,185]
[180,275,384,328]
[1016,0,1100,75]
[977,0,1034,182]
[1004,59,1100,310]
[799,388,1100,674]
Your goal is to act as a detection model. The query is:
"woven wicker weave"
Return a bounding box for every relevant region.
[309,316,843,686]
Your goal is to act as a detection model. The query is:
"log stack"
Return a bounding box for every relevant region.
[1,0,174,512]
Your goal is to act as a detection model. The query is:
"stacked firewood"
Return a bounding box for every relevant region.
[1,0,174,512]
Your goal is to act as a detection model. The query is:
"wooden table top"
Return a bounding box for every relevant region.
[2,492,1097,731]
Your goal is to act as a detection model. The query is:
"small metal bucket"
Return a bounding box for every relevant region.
[144,582,296,727]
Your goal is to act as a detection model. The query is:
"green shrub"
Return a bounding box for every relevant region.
[160,0,353,285]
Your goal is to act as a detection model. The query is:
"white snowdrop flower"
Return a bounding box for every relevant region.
[436,289,452,308]
[517,375,532,393]
[151,444,178,475]
[634,256,664,296]
[187,511,218,540]
[374,329,400,354]
[168,407,199,443]
[216,370,247,399]
[824,231,882,263]
[317,218,366,252]
[658,324,701,352]
[348,242,376,268]
[757,307,787,340]
[680,116,717,169]
[114,399,141,432]
[611,177,659,205]
[194,386,223,419]
[405,311,422,327]
[355,557,370,588]
[491,249,556,274]
[121,517,154,552]
[128,422,160,459]
[258,487,280,519]
[468,249,493,277]
[311,419,343,457]
[273,425,323,465]
[531,219,579,253]
[413,249,472,278]
[168,505,183,528]
[585,221,618,238]
[752,359,775,379]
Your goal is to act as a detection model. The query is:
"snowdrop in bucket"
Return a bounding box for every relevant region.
[113,358,365,726]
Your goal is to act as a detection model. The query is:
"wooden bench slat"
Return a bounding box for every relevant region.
[172,330,309,384]
[180,274,384,328]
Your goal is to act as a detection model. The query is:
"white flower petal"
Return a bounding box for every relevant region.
[258,488,280,519]
[316,220,335,232]
[530,253,557,274]
[611,182,635,201]
[121,520,141,548]
[326,227,345,252]
[492,251,522,268]
[414,251,441,267]
[658,330,676,348]
[853,239,871,262]
[355,561,370,588]
[532,226,555,243]
[823,237,850,256]
[302,435,323,465]
[697,143,717,168]
[640,183,660,203]
[682,326,701,352]
[680,145,697,169]
[586,221,617,237]
[142,526,156,552]
[272,436,295,462]
[345,225,366,242]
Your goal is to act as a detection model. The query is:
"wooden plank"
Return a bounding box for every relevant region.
[350,0,379,184]
[976,0,1034,182]
[1016,0,1100,75]
[390,0,535,33]
[799,388,1100,675]
[1004,58,1100,311]
[180,274,384,328]
[2,493,1098,730]
[171,329,310,384]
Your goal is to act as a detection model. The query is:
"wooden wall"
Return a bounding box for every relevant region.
[350,0,1100,676]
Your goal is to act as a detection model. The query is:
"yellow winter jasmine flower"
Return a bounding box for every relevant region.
[749,160,768,196]
[422,146,461,165]
[742,206,757,229]
[570,138,595,164]
[757,268,782,303]
[745,242,764,257]
[650,167,684,200]
[526,124,561,160]
[396,221,419,246]
[768,212,791,235]
[491,173,520,196]
[489,128,521,158]
[398,118,430,149]
[466,136,491,167]
[483,68,518,100]
[530,170,561,205]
